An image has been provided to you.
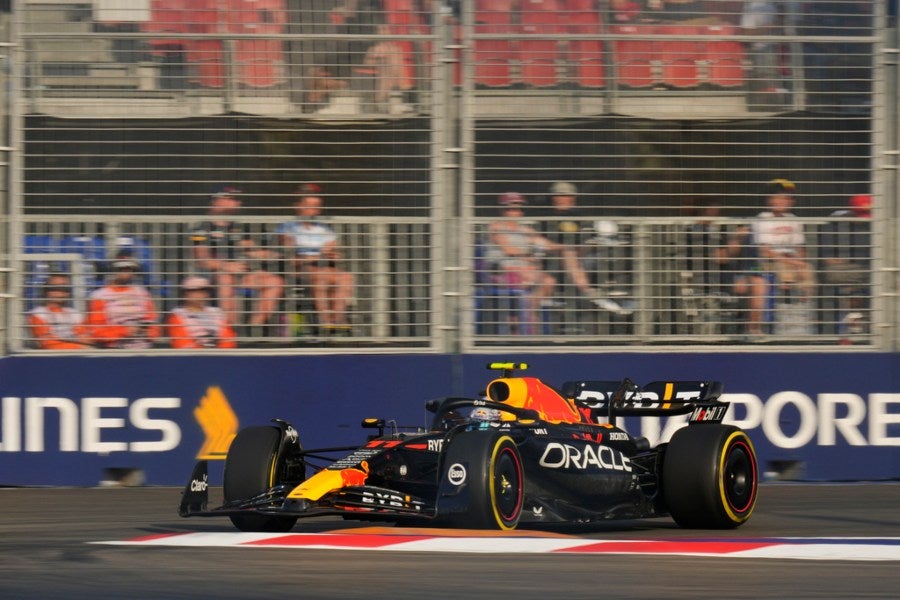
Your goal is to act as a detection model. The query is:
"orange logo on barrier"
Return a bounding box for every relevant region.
[194,386,239,460]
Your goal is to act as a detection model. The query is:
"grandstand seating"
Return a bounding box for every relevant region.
[612,24,658,89]
[565,0,605,88]
[227,0,288,88]
[519,0,565,88]
[58,235,108,290]
[657,24,703,89]
[474,0,518,88]
[703,24,746,89]
[30,0,748,94]
[22,235,56,310]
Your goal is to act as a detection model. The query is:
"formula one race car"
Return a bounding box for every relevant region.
[179,363,758,531]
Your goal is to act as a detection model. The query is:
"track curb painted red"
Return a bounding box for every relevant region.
[96,532,900,561]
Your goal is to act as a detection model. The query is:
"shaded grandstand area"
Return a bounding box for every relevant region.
[23,111,870,217]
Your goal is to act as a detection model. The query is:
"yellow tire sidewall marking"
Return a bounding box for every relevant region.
[718,430,757,523]
[489,435,519,530]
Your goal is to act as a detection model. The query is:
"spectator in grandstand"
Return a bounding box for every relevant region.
[27,273,93,350]
[190,187,284,331]
[327,0,385,93]
[86,251,161,349]
[752,178,815,300]
[682,197,766,337]
[538,181,632,315]
[485,191,560,333]
[682,197,725,294]
[821,193,873,340]
[276,184,354,333]
[717,219,767,338]
[363,24,415,113]
[167,276,237,349]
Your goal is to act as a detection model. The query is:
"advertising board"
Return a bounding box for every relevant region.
[0,353,897,485]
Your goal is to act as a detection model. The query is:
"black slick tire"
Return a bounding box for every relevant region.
[223,425,298,532]
[442,431,524,530]
[662,424,758,529]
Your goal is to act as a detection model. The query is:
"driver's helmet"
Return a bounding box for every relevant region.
[470,406,502,422]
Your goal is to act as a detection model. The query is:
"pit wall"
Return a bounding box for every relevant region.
[1,353,897,486]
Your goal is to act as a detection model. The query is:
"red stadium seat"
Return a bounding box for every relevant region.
[612,24,658,89]
[226,0,287,88]
[474,0,518,88]
[183,0,224,88]
[519,0,565,88]
[657,24,702,89]
[565,0,605,88]
[144,0,190,38]
[704,25,746,88]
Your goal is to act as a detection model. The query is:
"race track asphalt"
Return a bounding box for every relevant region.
[1,483,898,599]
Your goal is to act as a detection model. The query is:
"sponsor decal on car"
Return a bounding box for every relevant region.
[690,405,728,423]
[447,462,467,485]
[189,473,208,492]
[359,490,423,511]
[538,442,633,472]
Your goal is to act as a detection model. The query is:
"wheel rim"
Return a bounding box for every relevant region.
[723,439,756,514]
[492,446,523,524]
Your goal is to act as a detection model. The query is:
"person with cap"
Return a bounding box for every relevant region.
[276,184,354,332]
[86,250,161,349]
[821,193,873,340]
[485,191,560,333]
[167,276,237,349]
[190,186,284,332]
[752,178,815,299]
[27,272,93,350]
[539,181,632,316]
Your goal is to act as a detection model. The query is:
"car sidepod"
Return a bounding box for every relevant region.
[515,430,654,522]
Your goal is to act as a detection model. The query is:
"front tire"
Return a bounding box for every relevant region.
[223,425,298,532]
[662,425,758,529]
[441,431,524,530]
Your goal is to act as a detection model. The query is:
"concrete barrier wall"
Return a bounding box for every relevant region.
[1,353,897,485]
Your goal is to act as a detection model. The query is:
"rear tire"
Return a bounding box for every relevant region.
[442,431,524,530]
[223,425,298,532]
[662,425,758,529]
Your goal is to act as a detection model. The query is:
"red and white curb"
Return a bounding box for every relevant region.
[95,532,900,561]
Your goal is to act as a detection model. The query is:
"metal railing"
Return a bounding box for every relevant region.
[10,215,879,352]
[2,3,893,354]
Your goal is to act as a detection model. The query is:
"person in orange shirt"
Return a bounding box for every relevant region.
[27,273,93,350]
[86,251,161,349]
[167,276,237,349]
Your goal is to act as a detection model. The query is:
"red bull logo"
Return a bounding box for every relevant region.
[339,462,369,486]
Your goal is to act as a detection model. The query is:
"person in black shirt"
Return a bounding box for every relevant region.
[821,194,872,339]
[190,187,284,331]
[539,182,630,315]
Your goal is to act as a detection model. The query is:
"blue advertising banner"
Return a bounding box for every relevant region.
[0,353,898,485]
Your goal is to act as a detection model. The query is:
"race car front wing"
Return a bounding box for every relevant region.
[179,461,433,521]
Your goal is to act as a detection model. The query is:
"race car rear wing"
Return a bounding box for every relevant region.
[561,378,727,426]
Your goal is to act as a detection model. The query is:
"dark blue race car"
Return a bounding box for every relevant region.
[180,363,759,531]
